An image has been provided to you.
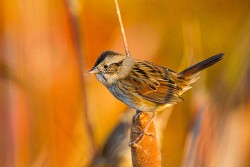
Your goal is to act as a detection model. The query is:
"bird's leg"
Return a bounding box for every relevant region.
[129,112,155,147]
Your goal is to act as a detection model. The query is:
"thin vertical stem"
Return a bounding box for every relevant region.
[64,0,97,154]
[115,0,130,56]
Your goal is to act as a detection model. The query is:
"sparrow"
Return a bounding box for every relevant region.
[89,51,224,112]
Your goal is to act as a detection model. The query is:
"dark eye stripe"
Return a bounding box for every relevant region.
[111,60,123,66]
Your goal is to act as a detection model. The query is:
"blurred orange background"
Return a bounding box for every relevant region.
[1,0,250,166]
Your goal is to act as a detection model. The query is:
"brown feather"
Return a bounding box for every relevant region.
[178,53,224,78]
[125,61,183,104]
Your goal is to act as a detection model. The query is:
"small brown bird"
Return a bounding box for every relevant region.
[89,51,224,112]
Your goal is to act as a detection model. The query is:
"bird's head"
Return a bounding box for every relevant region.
[89,50,134,86]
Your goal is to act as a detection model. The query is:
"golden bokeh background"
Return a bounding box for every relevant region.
[1,0,250,166]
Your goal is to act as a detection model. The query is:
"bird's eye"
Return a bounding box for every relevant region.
[104,64,108,69]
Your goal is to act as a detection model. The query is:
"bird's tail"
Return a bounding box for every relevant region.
[176,53,224,94]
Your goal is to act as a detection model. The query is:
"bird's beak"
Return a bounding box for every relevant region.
[88,67,98,74]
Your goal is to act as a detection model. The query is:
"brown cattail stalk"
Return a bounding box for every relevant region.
[130,111,161,167]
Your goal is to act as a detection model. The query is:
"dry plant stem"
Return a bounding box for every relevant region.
[115,0,130,56]
[65,0,97,153]
[130,111,161,167]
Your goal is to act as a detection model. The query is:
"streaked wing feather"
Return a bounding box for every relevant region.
[136,79,183,104]
[127,61,183,104]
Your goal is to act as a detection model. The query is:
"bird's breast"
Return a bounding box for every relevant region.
[107,83,170,112]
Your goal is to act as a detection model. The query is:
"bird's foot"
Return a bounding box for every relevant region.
[129,112,155,147]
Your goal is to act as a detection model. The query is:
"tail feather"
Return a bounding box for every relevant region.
[176,53,224,94]
[178,53,224,78]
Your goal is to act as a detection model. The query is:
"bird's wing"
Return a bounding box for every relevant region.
[125,61,183,104]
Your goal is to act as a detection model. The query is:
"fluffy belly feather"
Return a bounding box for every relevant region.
[107,85,172,112]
